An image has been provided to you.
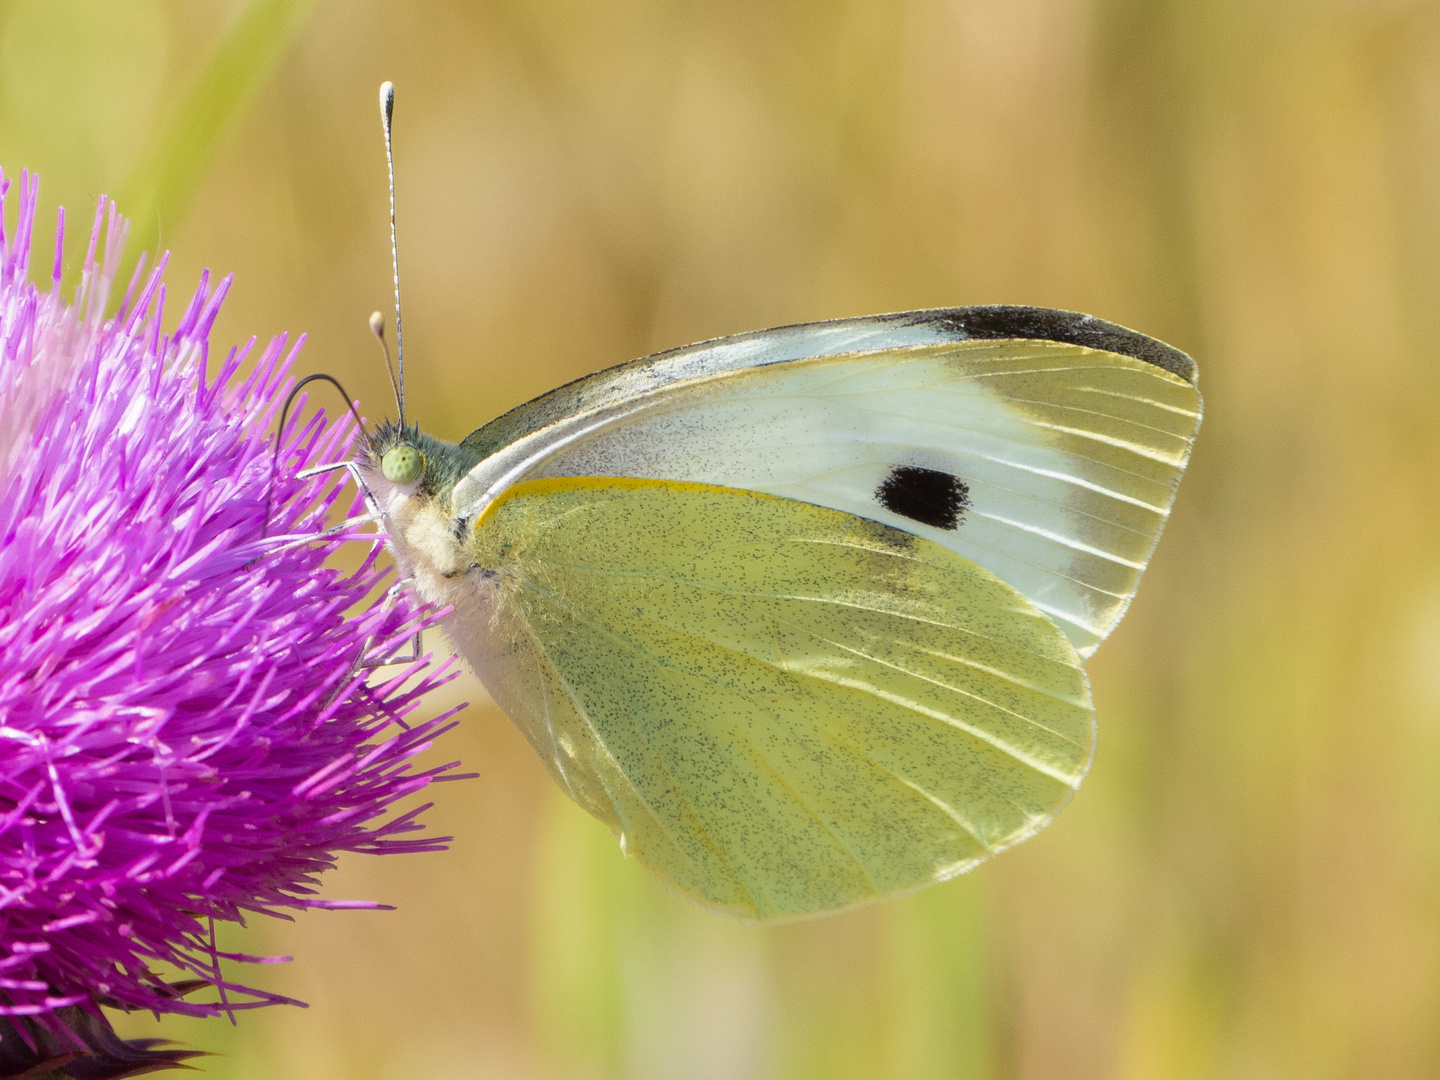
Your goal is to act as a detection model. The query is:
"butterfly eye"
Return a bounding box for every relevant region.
[381,444,424,484]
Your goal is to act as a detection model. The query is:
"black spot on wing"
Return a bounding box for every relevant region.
[876,466,971,531]
[894,306,1197,384]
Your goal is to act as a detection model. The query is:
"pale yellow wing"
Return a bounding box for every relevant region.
[457,477,1093,921]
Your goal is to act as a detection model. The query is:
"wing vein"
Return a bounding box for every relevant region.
[780,622,1088,752]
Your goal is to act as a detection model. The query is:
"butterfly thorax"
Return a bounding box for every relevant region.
[357,422,490,610]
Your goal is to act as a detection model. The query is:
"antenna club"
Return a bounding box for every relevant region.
[369,311,385,338]
[379,81,395,126]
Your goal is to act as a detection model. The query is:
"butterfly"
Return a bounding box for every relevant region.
[291,83,1204,921]
[347,303,1201,921]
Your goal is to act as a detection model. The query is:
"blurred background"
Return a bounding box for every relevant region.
[3,0,1440,1076]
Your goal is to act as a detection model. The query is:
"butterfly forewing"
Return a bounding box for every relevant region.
[458,477,1093,920]
[453,334,1199,656]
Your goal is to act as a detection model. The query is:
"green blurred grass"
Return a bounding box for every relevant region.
[6,0,1440,1077]
[118,0,321,268]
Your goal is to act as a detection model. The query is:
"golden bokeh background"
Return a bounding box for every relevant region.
[5,0,1440,1076]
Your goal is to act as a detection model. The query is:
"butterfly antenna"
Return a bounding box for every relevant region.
[262,373,370,539]
[379,80,405,426]
[369,309,401,417]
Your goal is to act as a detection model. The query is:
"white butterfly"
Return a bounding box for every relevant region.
[342,304,1200,920]
[289,83,1202,920]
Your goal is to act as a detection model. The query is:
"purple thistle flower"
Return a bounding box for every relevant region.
[0,169,464,1065]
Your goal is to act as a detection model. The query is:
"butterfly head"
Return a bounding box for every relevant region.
[361,420,482,508]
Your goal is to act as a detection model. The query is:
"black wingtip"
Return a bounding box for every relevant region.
[895,306,1198,385]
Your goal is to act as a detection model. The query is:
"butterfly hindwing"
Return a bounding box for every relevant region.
[456,477,1093,920]
[451,308,1201,656]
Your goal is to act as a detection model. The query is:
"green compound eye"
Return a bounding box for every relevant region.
[381,444,424,484]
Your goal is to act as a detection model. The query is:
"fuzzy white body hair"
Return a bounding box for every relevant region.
[360,465,501,674]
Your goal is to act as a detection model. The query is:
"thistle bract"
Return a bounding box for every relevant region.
[0,169,462,1033]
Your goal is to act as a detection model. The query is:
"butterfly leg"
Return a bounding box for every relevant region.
[355,576,425,670]
[298,459,386,522]
[295,461,426,669]
[261,513,383,558]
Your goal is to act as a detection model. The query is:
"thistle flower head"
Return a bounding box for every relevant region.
[0,168,462,1040]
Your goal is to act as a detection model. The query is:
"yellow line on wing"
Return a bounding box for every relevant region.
[473,475,771,530]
